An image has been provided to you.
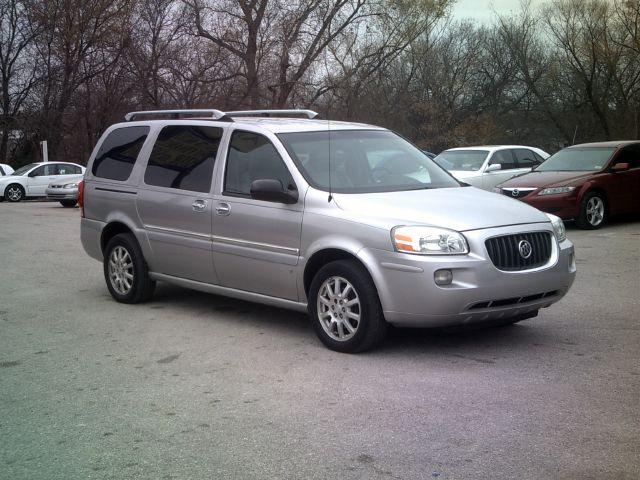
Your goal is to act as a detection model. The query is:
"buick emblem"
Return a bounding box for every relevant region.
[511,189,520,197]
[518,240,532,259]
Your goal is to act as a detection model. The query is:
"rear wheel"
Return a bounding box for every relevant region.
[309,260,387,353]
[5,184,24,202]
[576,191,606,229]
[60,199,77,207]
[103,233,155,303]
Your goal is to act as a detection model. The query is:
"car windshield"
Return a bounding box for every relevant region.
[278,130,460,193]
[535,147,615,172]
[11,163,38,176]
[433,150,489,171]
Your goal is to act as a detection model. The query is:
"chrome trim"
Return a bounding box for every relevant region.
[211,235,299,255]
[483,230,558,274]
[148,272,308,312]
[144,224,211,240]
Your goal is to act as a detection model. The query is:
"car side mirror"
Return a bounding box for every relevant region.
[611,162,630,172]
[250,179,298,204]
[485,163,502,173]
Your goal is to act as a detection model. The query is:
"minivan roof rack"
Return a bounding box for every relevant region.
[225,109,318,119]
[124,108,319,122]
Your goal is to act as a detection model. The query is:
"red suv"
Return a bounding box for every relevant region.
[495,141,640,229]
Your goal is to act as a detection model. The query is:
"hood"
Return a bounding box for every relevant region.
[448,170,482,180]
[332,186,549,232]
[499,170,595,188]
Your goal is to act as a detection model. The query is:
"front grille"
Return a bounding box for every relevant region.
[485,231,552,271]
[502,189,533,199]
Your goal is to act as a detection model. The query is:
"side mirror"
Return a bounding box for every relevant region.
[250,179,298,204]
[485,163,502,173]
[611,162,629,173]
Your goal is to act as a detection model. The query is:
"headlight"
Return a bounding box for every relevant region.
[63,183,78,189]
[538,186,575,196]
[492,187,502,194]
[546,213,566,242]
[392,226,469,255]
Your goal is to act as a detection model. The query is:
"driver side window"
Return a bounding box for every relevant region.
[224,131,295,197]
[30,165,55,176]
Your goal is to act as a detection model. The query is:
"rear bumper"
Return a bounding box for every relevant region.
[81,218,105,261]
[359,223,576,327]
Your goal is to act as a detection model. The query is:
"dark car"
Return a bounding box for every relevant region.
[495,141,640,229]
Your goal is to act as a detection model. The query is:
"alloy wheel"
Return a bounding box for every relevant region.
[316,276,361,341]
[108,246,134,295]
[586,196,604,227]
[6,186,22,201]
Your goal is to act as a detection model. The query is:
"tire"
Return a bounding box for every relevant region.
[103,233,155,304]
[60,199,77,207]
[5,184,24,202]
[576,191,606,229]
[308,260,387,353]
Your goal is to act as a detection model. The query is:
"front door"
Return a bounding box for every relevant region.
[482,149,522,190]
[212,130,303,301]
[26,164,58,195]
[136,124,224,284]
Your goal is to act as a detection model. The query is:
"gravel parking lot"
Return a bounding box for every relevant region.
[1,202,638,479]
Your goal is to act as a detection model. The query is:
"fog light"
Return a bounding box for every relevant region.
[569,252,576,272]
[434,269,453,286]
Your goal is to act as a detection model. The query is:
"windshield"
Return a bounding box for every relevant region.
[433,150,489,171]
[278,130,460,193]
[535,147,615,172]
[11,163,38,176]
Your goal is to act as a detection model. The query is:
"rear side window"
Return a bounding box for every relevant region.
[144,125,222,193]
[55,164,81,175]
[92,126,149,181]
[615,144,640,169]
[224,131,295,196]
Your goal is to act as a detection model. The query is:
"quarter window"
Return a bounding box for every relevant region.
[144,125,222,193]
[224,131,295,196]
[489,150,517,170]
[92,126,149,181]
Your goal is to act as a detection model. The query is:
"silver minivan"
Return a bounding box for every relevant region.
[80,109,576,352]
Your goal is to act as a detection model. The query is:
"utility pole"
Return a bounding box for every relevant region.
[40,141,48,162]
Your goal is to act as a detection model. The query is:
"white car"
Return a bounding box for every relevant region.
[0,163,14,176]
[0,162,85,202]
[434,145,549,191]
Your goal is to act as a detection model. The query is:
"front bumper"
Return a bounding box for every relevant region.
[359,223,576,327]
[518,193,579,220]
[46,186,78,200]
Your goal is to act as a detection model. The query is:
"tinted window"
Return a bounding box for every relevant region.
[92,126,149,181]
[0,165,4,175]
[55,164,80,175]
[489,150,517,170]
[144,125,222,192]
[536,147,615,171]
[31,164,56,176]
[614,144,640,169]
[514,149,540,168]
[433,150,488,171]
[225,131,295,195]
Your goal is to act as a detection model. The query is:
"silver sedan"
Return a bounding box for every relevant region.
[46,175,83,207]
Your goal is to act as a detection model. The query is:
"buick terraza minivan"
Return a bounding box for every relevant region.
[80,109,576,352]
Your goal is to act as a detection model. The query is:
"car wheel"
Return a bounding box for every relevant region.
[576,191,606,229]
[309,260,387,353]
[60,200,77,207]
[103,233,155,304]
[5,184,24,202]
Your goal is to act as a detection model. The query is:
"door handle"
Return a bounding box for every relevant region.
[215,202,231,216]
[192,199,208,213]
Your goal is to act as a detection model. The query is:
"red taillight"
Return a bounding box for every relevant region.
[78,180,85,217]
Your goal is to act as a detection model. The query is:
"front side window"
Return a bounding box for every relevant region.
[433,150,489,172]
[489,150,517,170]
[614,144,640,169]
[515,149,541,168]
[225,131,295,196]
[144,125,223,193]
[279,130,459,193]
[92,126,149,181]
[31,164,56,176]
[12,163,38,176]
[536,147,615,172]
[55,164,78,175]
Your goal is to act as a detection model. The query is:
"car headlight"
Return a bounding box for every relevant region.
[538,186,575,196]
[63,183,78,189]
[492,187,502,194]
[546,213,566,242]
[392,226,469,255]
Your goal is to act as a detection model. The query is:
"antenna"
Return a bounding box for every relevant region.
[327,115,333,202]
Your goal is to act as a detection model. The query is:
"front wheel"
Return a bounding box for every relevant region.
[5,184,24,202]
[309,260,387,353]
[103,233,155,303]
[576,191,606,229]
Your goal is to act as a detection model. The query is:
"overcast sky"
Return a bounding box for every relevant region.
[451,0,544,24]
